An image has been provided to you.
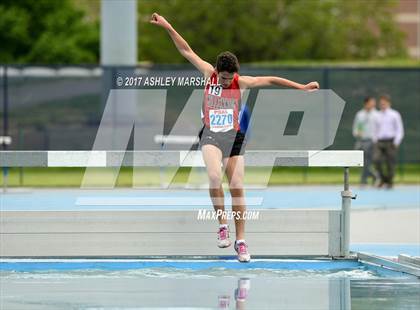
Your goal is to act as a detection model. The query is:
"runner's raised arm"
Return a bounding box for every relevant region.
[150,13,214,78]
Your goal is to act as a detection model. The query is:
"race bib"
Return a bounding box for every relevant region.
[208,84,222,96]
[209,109,234,132]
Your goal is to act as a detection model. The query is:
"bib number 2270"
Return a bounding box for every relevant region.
[209,109,233,132]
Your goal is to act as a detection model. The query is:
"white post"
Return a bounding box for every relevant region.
[101,0,137,65]
[100,0,137,148]
[341,167,352,257]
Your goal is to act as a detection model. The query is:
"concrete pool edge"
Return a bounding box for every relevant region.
[357,252,420,278]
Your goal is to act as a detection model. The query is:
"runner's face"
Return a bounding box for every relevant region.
[218,71,235,88]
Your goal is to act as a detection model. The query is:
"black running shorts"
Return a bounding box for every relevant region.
[199,127,246,158]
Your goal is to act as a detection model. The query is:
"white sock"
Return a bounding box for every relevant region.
[219,224,228,229]
[236,239,245,244]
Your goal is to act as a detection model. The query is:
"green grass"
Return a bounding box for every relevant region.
[1,164,418,187]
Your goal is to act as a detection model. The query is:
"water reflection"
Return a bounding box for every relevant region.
[2,269,418,309]
[217,278,251,309]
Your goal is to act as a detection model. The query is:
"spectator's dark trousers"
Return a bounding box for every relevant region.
[373,138,398,186]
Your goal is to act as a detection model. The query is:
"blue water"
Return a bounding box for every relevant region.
[0,259,362,272]
[1,259,418,310]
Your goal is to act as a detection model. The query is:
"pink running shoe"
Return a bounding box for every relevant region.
[235,278,251,302]
[217,226,231,248]
[217,295,230,308]
[234,240,251,262]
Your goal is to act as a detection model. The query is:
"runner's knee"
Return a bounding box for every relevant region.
[229,178,243,190]
[208,172,222,187]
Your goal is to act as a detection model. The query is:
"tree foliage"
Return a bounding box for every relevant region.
[138,0,407,63]
[0,0,99,64]
[0,0,406,64]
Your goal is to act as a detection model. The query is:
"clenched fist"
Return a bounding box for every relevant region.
[150,13,172,29]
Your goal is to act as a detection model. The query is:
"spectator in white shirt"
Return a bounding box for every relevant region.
[372,94,404,189]
[352,97,379,185]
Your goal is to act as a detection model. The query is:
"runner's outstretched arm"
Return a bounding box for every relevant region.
[150,13,214,77]
[239,76,319,91]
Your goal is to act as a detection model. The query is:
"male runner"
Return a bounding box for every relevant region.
[151,13,319,262]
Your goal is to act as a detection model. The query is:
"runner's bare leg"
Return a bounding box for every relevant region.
[223,155,246,240]
[202,144,226,224]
